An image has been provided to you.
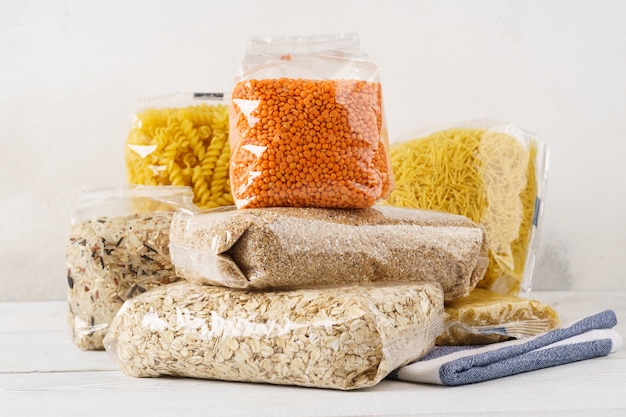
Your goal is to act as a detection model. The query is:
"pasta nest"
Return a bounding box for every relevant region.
[384,128,539,295]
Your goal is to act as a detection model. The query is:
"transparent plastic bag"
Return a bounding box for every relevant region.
[65,185,194,350]
[385,119,549,295]
[125,92,233,209]
[103,281,444,390]
[229,33,394,209]
[169,205,488,301]
[436,288,560,346]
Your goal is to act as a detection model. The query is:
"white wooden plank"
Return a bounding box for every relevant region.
[1,363,625,417]
[0,330,117,373]
[0,301,69,333]
[529,291,626,321]
[528,290,626,337]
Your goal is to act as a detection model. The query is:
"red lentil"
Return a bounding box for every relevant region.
[230,78,394,209]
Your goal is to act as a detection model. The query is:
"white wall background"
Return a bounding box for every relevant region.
[1,0,625,301]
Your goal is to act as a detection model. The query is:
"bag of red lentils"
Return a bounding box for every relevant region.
[229,33,394,209]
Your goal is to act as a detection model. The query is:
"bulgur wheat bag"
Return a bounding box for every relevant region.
[103,281,444,390]
[65,185,194,350]
[169,205,488,301]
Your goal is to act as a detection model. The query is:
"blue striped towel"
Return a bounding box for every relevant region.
[392,309,622,386]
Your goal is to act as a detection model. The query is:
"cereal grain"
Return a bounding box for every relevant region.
[104,281,444,390]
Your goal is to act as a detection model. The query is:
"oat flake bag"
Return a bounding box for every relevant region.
[104,281,444,390]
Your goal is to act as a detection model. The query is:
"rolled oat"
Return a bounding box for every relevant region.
[103,280,444,390]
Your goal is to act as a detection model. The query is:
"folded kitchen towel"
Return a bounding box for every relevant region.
[392,309,622,386]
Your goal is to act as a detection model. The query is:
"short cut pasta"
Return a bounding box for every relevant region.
[384,123,548,295]
[125,96,233,209]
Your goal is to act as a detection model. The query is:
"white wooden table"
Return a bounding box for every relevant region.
[1,291,625,417]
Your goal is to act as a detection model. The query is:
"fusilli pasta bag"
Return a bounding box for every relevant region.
[384,119,549,296]
[125,93,233,209]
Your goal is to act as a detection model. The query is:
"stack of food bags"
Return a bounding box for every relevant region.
[99,34,486,390]
[66,33,620,390]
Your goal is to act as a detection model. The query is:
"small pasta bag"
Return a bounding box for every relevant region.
[169,205,488,301]
[125,92,233,209]
[104,281,444,390]
[436,288,560,346]
[385,119,549,295]
[65,185,194,350]
[230,33,394,209]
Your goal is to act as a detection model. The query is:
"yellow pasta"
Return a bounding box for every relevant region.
[385,127,542,295]
[125,103,233,209]
[437,288,559,346]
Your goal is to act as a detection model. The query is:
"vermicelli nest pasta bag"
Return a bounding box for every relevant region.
[384,120,549,295]
[229,33,394,209]
[125,92,233,209]
[169,205,488,301]
[65,185,194,350]
[103,281,444,390]
[436,288,560,346]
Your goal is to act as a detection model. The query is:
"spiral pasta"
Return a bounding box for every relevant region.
[125,103,233,209]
